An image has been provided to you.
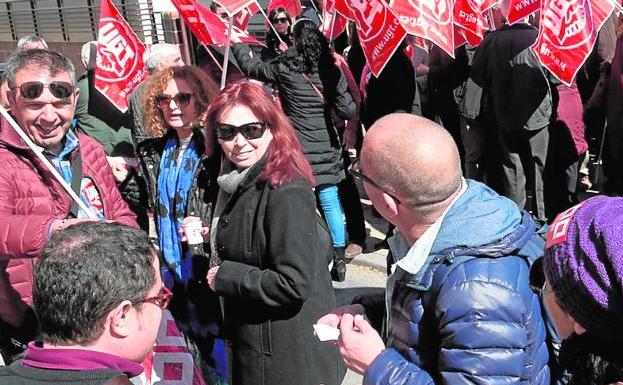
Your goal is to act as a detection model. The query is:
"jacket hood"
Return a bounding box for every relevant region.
[430,180,532,257]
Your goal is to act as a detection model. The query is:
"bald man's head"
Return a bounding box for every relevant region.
[361,113,462,214]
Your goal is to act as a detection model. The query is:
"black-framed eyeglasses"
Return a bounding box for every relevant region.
[136,286,172,309]
[155,92,193,110]
[215,121,268,141]
[14,81,74,100]
[349,157,401,204]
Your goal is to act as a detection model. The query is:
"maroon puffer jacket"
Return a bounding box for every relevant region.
[0,117,138,328]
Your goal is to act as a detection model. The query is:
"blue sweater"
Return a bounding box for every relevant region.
[365,180,550,385]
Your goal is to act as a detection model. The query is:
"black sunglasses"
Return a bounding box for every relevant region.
[349,157,401,204]
[215,121,268,141]
[155,92,193,109]
[273,17,289,24]
[15,81,74,100]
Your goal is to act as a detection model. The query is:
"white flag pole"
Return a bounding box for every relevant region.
[203,43,225,72]
[0,105,98,219]
[221,16,234,90]
[258,6,286,45]
[328,10,337,45]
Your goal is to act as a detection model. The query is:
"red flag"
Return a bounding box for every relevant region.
[94,0,147,112]
[507,0,540,24]
[453,27,468,48]
[213,0,256,16]
[532,0,614,86]
[233,1,261,30]
[267,0,302,19]
[331,0,355,20]
[321,0,348,39]
[195,2,264,46]
[345,0,408,76]
[171,0,221,45]
[389,0,454,57]
[453,0,489,40]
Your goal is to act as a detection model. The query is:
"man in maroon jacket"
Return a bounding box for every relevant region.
[0,49,138,361]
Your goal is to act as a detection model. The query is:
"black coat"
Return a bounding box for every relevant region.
[136,128,221,325]
[232,43,356,186]
[214,159,345,385]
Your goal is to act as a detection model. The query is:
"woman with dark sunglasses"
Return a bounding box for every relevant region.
[534,196,623,385]
[205,81,344,385]
[231,19,356,281]
[136,66,229,385]
[261,8,292,62]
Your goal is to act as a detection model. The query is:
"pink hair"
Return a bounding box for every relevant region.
[206,81,315,188]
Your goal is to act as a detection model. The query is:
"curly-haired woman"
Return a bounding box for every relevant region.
[231,19,356,281]
[205,80,345,385]
[136,65,227,384]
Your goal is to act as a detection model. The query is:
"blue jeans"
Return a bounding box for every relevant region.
[316,184,346,248]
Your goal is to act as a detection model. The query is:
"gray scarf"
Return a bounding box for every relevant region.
[209,160,254,267]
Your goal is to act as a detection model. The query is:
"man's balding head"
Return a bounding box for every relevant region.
[361,113,462,215]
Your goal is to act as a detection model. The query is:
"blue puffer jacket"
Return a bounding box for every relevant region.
[365,181,550,385]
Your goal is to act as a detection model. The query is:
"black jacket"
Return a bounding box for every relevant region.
[136,128,220,325]
[232,43,356,185]
[362,49,416,128]
[470,24,552,132]
[214,159,345,385]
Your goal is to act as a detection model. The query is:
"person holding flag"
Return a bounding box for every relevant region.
[261,7,293,62]
[231,18,356,282]
[0,49,138,361]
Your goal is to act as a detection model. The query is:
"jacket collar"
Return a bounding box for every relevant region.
[390,180,536,291]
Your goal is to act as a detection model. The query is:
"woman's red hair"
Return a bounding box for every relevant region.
[206,81,316,188]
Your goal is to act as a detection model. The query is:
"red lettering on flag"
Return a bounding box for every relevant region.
[346,0,407,76]
[531,0,614,86]
[94,0,147,113]
[507,0,540,24]
[389,0,454,57]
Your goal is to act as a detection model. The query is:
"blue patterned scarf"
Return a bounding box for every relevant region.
[157,135,201,286]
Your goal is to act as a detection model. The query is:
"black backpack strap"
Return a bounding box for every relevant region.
[68,150,83,218]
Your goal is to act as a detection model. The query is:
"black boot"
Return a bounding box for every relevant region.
[331,246,347,282]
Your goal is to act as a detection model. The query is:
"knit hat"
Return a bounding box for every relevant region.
[543,195,623,342]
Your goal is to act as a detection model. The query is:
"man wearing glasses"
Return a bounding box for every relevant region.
[0,222,169,384]
[0,49,137,361]
[319,113,550,385]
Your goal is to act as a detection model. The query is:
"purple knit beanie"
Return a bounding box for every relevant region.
[543,195,623,342]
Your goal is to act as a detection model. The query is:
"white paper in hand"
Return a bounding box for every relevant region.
[313,323,340,342]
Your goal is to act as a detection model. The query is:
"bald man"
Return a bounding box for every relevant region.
[319,114,551,385]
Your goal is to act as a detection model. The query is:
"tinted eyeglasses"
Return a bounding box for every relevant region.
[15,81,74,100]
[215,121,268,141]
[155,92,193,109]
[273,17,289,24]
[137,286,172,309]
[349,157,401,204]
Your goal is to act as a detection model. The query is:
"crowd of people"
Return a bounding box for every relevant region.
[0,0,622,384]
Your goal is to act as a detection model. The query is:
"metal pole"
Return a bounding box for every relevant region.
[220,16,234,90]
[328,10,337,45]
[257,5,285,45]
